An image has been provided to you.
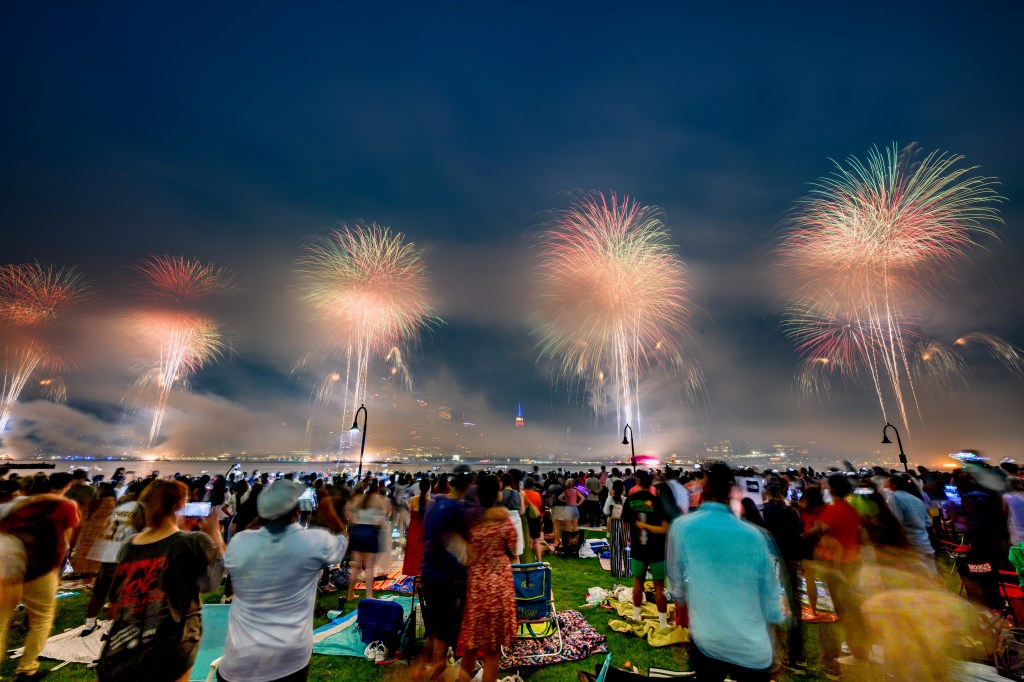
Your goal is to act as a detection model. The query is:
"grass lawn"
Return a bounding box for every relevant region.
[4,532,899,681]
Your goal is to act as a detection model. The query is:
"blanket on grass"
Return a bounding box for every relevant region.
[500,609,607,670]
[312,594,411,657]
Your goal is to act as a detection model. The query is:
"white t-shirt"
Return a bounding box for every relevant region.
[220,524,346,682]
[87,500,141,564]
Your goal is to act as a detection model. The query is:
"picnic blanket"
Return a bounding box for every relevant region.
[8,621,110,666]
[352,560,416,594]
[312,594,411,657]
[499,609,607,669]
[799,577,838,622]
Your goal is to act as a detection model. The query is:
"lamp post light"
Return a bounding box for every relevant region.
[622,424,636,471]
[350,404,368,480]
[881,422,909,473]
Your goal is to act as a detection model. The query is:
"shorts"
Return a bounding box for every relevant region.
[526,516,541,540]
[422,577,466,647]
[630,559,666,581]
[552,506,578,522]
[349,523,379,554]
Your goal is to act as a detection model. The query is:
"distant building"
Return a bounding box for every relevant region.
[515,402,525,427]
[704,440,732,455]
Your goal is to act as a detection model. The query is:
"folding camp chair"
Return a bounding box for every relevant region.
[504,562,564,664]
[999,571,1024,627]
[596,653,612,682]
[190,604,231,682]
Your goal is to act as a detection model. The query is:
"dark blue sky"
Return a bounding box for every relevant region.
[2,2,1023,464]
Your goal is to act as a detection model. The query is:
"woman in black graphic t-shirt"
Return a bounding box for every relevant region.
[98,480,224,682]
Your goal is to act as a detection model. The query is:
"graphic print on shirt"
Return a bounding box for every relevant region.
[107,557,170,655]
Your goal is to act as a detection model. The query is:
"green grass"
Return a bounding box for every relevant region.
[4,535,889,681]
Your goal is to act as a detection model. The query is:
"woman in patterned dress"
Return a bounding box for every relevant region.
[73,483,117,576]
[458,474,517,682]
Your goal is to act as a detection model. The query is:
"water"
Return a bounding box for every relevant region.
[2,457,569,480]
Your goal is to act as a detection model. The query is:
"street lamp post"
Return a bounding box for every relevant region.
[622,424,636,471]
[351,404,368,480]
[881,422,909,473]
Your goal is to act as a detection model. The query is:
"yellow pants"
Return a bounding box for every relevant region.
[0,569,60,675]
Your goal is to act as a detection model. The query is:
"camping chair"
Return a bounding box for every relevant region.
[504,562,564,664]
[999,571,1024,627]
[596,653,612,682]
[189,604,231,682]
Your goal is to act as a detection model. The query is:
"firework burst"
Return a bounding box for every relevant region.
[533,192,701,438]
[128,255,231,448]
[0,263,86,441]
[296,225,438,428]
[777,144,1006,429]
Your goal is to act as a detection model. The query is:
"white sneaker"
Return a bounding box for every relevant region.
[374,641,387,664]
[364,641,378,660]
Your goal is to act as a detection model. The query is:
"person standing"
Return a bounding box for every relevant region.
[82,481,147,635]
[458,475,517,682]
[886,474,936,569]
[585,472,603,528]
[667,463,786,682]
[0,477,81,681]
[522,478,544,563]
[761,477,805,670]
[813,474,869,673]
[402,477,430,577]
[218,479,347,682]
[621,470,670,629]
[499,473,525,564]
[418,471,471,680]
[603,479,630,578]
[346,479,387,603]
[97,480,224,682]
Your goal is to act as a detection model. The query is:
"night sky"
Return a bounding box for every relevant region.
[3,3,1023,465]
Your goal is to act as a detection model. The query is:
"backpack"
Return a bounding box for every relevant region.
[997,628,1024,680]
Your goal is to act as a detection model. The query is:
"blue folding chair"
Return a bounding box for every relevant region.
[596,653,612,682]
[189,604,231,682]
[505,562,564,664]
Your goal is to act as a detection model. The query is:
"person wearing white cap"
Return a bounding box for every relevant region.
[218,479,347,682]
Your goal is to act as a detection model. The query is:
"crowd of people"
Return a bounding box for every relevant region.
[0,456,1020,681]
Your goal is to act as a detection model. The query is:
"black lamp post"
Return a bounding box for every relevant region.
[622,424,636,471]
[350,404,368,480]
[881,422,909,473]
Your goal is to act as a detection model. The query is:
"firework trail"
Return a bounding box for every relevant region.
[0,263,86,441]
[129,256,231,448]
[296,225,438,428]
[533,192,701,439]
[777,144,1005,430]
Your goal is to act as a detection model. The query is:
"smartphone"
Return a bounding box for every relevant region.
[177,502,212,517]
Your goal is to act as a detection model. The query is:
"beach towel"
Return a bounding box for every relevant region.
[312,594,411,657]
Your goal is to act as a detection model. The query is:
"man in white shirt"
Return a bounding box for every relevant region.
[219,479,347,682]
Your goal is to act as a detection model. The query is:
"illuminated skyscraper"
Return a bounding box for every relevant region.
[515,402,525,427]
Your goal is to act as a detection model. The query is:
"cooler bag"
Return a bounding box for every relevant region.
[357,598,404,652]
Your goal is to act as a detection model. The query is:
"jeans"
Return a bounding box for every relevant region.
[0,569,59,675]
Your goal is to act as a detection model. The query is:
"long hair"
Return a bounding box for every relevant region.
[612,479,624,504]
[417,477,430,517]
[138,479,189,528]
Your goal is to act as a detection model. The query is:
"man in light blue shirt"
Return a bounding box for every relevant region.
[220,479,347,682]
[667,463,785,681]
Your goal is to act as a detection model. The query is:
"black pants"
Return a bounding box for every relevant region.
[688,644,772,682]
[86,562,117,619]
[219,664,309,682]
[782,558,804,664]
